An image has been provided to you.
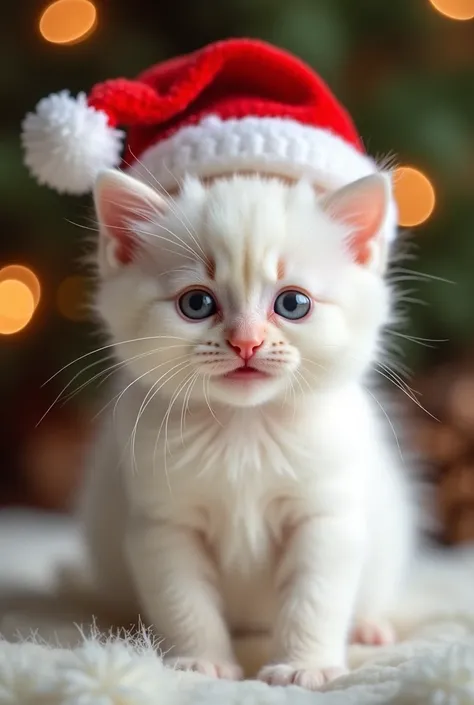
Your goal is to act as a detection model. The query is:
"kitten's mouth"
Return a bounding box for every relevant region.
[223,365,270,382]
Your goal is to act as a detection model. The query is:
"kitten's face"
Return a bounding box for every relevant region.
[94,172,391,408]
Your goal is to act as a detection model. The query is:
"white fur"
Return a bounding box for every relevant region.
[21,92,124,194]
[79,172,416,690]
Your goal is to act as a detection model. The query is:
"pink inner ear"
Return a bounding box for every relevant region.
[345,205,382,266]
[95,173,166,267]
[97,186,146,265]
[323,176,387,265]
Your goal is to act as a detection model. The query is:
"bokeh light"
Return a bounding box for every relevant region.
[393,166,436,228]
[429,0,474,20]
[0,265,40,335]
[0,265,41,308]
[39,0,97,45]
[57,276,89,321]
[0,280,36,335]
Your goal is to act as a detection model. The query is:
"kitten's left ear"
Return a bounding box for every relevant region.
[321,174,391,271]
[94,169,167,275]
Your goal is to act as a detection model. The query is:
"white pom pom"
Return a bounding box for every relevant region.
[21,91,125,195]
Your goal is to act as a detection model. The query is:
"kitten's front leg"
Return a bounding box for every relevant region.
[126,518,242,680]
[258,513,365,690]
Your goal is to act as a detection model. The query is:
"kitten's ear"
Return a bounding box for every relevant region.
[321,174,390,271]
[93,170,167,275]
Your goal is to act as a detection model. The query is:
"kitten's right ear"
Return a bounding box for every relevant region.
[320,173,390,272]
[93,170,167,275]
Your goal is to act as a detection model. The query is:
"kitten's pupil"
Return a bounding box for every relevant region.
[284,294,299,312]
[274,291,311,320]
[190,293,207,311]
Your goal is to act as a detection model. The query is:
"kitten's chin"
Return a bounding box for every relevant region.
[209,373,287,408]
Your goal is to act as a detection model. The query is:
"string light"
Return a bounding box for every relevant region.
[57,276,89,321]
[39,0,97,45]
[0,265,41,308]
[0,280,36,335]
[0,265,41,335]
[428,0,474,20]
[393,166,436,228]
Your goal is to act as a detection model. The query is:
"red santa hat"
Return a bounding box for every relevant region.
[21,38,397,240]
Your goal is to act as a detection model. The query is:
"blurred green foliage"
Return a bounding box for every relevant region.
[1,0,474,404]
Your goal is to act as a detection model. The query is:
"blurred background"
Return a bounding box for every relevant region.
[1,0,474,543]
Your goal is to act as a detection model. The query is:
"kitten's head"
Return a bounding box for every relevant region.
[93,170,392,408]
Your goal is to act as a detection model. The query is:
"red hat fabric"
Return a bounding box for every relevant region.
[21,38,397,240]
[87,38,364,164]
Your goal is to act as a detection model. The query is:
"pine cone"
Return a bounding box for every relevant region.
[405,354,474,545]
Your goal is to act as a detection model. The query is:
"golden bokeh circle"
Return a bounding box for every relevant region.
[429,0,474,20]
[0,265,41,308]
[39,0,97,45]
[393,166,436,228]
[0,280,36,335]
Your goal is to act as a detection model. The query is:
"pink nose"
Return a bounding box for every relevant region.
[227,335,264,361]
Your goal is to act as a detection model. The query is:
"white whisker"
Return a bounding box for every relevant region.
[124,151,209,263]
[389,267,455,285]
[180,371,200,445]
[61,344,190,405]
[291,370,306,398]
[99,200,206,265]
[152,367,197,492]
[202,375,223,427]
[364,387,404,463]
[150,221,208,268]
[387,330,448,349]
[163,369,198,455]
[42,335,189,386]
[115,356,190,425]
[128,356,193,473]
[371,365,438,422]
[91,358,191,424]
[293,368,312,393]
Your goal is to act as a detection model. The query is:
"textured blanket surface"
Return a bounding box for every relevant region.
[1,509,474,705]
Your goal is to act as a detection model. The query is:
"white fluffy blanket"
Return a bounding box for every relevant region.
[1,509,474,704]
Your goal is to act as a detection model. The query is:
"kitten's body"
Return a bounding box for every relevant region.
[84,383,413,629]
[80,172,416,689]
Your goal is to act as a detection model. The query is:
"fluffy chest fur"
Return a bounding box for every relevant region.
[116,380,373,568]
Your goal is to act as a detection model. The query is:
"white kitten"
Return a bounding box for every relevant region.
[79,170,416,690]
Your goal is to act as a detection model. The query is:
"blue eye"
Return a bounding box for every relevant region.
[274,290,311,320]
[178,290,217,320]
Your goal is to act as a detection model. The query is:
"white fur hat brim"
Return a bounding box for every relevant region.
[126,115,398,242]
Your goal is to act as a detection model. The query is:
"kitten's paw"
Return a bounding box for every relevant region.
[257,663,347,690]
[350,617,396,646]
[164,657,243,680]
